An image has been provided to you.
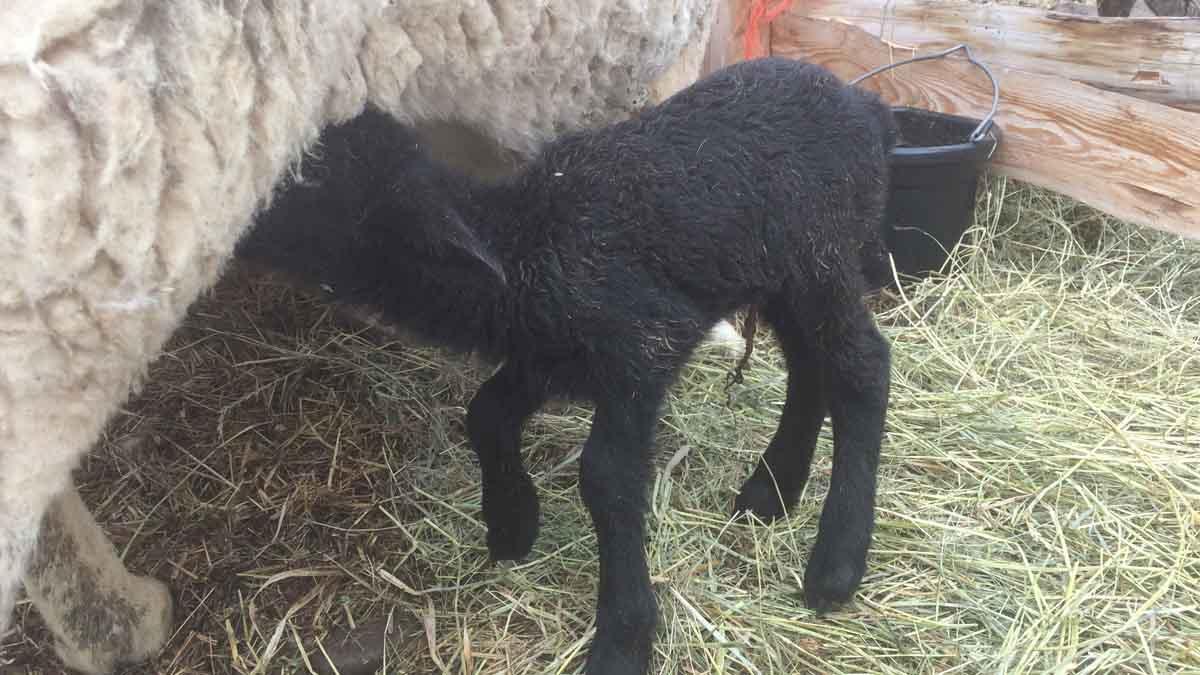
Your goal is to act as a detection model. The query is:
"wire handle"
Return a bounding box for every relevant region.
[849,43,999,143]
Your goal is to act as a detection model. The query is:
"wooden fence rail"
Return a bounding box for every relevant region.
[797,0,1200,111]
[703,1,1200,239]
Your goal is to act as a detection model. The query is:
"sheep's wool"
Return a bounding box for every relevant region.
[0,0,714,633]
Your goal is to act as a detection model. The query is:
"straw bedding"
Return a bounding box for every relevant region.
[3,178,1196,673]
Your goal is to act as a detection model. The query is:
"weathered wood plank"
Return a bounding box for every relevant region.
[703,0,738,74]
[795,0,1200,111]
[771,14,1200,239]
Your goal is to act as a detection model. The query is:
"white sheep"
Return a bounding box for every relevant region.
[0,1,716,672]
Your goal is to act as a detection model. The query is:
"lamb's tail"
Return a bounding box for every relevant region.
[724,307,760,393]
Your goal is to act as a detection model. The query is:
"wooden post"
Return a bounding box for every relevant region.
[771,13,1200,239]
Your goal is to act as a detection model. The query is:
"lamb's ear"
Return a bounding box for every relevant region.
[437,207,507,286]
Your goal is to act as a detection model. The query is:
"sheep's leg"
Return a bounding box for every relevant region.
[466,364,548,562]
[23,482,173,675]
[579,389,664,675]
[803,300,890,612]
[734,301,828,521]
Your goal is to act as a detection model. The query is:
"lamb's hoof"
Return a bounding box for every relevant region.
[732,477,790,523]
[584,633,652,675]
[486,518,539,562]
[483,477,540,562]
[803,542,865,614]
[584,594,656,675]
[55,574,173,675]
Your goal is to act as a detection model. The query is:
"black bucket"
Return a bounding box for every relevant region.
[885,107,999,279]
[850,45,1002,284]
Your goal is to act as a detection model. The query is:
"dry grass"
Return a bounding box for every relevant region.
[4,177,1199,674]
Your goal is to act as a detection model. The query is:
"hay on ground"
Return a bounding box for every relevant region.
[3,177,1198,674]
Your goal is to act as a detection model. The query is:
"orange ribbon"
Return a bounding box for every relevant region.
[743,0,794,60]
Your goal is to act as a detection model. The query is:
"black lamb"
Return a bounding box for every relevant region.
[236,56,897,675]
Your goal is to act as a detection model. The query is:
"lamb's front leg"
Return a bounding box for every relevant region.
[466,364,548,561]
[579,389,665,675]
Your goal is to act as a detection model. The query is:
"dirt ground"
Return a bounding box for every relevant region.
[4,262,499,674]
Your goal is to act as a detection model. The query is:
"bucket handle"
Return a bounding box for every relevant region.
[849,44,999,143]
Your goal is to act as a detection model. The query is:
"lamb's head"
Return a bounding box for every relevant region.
[368,164,507,287]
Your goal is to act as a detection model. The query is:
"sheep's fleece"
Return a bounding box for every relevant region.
[0,0,715,640]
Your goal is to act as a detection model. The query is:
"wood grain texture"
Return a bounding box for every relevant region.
[703,0,738,75]
[771,14,1200,239]
[795,0,1200,111]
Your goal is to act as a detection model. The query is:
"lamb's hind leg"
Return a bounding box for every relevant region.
[23,482,173,675]
[734,297,829,521]
[579,385,666,675]
[466,363,549,562]
[803,297,890,612]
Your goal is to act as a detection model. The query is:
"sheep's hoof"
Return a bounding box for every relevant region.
[482,476,540,562]
[54,573,173,675]
[732,478,790,523]
[802,541,865,614]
